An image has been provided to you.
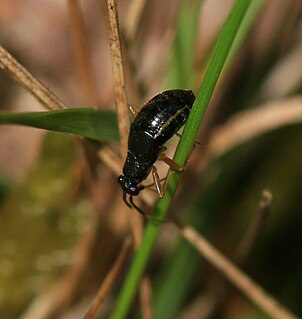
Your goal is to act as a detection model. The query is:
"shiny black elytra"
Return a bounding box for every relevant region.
[118,89,195,216]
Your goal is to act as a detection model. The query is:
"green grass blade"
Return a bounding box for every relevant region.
[110,1,253,318]
[166,0,203,89]
[153,1,204,314]
[0,108,119,142]
[153,2,266,315]
[226,0,265,67]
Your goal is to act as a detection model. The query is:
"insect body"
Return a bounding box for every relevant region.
[118,89,195,214]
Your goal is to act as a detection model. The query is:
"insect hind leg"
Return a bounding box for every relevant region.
[159,138,201,171]
[159,153,184,172]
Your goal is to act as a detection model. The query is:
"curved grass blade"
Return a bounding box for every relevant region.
[111,1,254,318]
[0,108,119,142]
[166,0,203,89]
[154,2,266,315]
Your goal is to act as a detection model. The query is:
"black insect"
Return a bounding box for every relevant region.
[118,89,195,215]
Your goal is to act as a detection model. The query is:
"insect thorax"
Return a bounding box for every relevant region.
[123,133,159,183]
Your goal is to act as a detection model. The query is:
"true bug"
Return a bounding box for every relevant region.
[118,89,195,216]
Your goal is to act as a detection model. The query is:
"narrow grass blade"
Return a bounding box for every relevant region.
[166,0,203,89]
[110,1,254,318]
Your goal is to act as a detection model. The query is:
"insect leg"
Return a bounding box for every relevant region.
[128,105,138,117]
[142,177,166,190]
[175,132,182,138]
[160,139,201,170]
[175,132,202,147]
[159,153,184,172]
[151,166,164,197]
[183,140,201,165]
[143,156,185,196]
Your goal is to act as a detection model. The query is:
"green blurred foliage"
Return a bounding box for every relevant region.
[0,133,90,318]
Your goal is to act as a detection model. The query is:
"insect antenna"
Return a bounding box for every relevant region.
[124,193,168,223]
[122,191,132,208]
[130,196,169,224]
[129,195,147,218]
[122,191,147,218]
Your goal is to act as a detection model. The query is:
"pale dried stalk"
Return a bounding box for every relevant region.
[176,222,299,319]
[260,32,302,100]
[139,277,154,319]
[208,97,302,157]
[84,238,132,319]
[99,146,123,176]
[124,0,148,43]
[105,0,146,239]
[68,0,99,107]
[106,0,130,160]
[235,190,272,261]
[104,0,146,246]
[180,190,273,319]
[20,279,71,319]
[104,2,152,318]
[0,45,67,110]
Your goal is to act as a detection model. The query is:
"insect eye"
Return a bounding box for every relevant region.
[117,175,124,185]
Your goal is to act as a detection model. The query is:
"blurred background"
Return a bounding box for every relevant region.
[0,0,302,318]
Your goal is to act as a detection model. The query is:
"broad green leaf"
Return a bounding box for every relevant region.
[0,108,119,142]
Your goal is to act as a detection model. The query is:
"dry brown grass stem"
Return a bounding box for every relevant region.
[124,0,148,43]
[104,3,152,317]
[68,0,99,107]
[98,146,123,176]
[139,277,154,319]
[208,97,302,157]
[106,0,130,161]
[104,0,142,218]
[0,45,68,110]
[20,278,72,319]
[235,190,272,261]
[180,190,273,319]
[176,221,299,319]
[83,238,132,319]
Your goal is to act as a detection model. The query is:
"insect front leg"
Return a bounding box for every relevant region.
[151,165,164,197]
[177,134,202,161]
[128,105,138,117]
[142,177,167,190]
